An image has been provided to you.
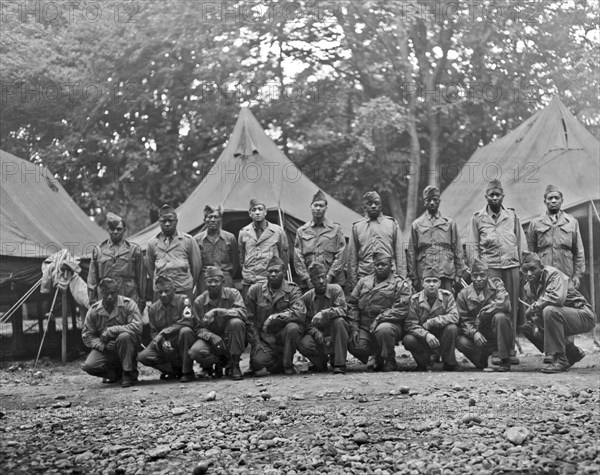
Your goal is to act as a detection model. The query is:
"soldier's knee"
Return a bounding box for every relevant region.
[542,306,561,321]
[282,322,301,337]
[228,318,246,332]
[116,332,134,343]
[444,324,459,336]
[402,335,418,349]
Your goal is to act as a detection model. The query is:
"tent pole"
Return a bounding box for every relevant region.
[62,290,68,364]
[277,207,293,282]
[588,201,596,318]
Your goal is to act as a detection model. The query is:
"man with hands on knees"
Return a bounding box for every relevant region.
[82,278,143,387]
[298,262,349,374]
[246,256,307,375]
[137,275,197,382]
[347,250,412,372]
[403,267,461,371]
[189,266,247,381]
[455,258,513,372]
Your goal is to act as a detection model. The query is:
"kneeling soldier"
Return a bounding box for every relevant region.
[82,278,143,387]
[138,276,197,382]
[189,266,247,380]
[455,258,513,372]
[246,256,307,375]
[298,262,349,374]
[347,250,412,372]
[403,267,461,371]
[520,252,596,373]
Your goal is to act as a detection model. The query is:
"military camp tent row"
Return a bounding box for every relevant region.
[0,98,598,366]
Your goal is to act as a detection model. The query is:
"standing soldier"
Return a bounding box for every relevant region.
[467,179,527,364]
[195,205,239,293]
[348,191,406,290]
[527,185,585,289]
[146,204,202,301]
[88,212,146,311]
[455,258,513,372]
[347,250,412,372]
[189,267,247,381]
[407,186,465,292]
[403,267,461,371]
[239,198,289,297]
[82,278,143,387]
[137,276,198,382]
[246,256,306,375]
[297,262,349,374]
[294,190,347,290]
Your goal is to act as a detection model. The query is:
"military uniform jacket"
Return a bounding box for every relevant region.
[148,294,197,340]
[246,280,306,348]
[405,289,459,340]
[195,229,239,278]
[294,218,347,285]
[468,205,527,269]
[456,278,510,339]
[523,266,593,312]
[239,221,289,285]
[147,231,202,292]
[301,284,347,338]
[347,273,412,332]
[527,211,585,279]
[194,287,247,341]
[87,239,146,307]
[407,212,465,281]
[82,296,142,351]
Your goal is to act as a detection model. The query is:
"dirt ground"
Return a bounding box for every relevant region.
[1,335,599,474]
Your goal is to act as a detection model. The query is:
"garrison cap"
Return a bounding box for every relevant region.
[204,204,222,217]
[159,204,177,217]
[422,186,440,200]
[308,262,327,277]
[544,184,563,198]
[106,212,125,228]
[485,179,503,194]
[471,258,489,273]
[205,266,224,278]
[422,266,441,279]
[373,249,392,263]
[156,275,175,288]
[362,191,381,202]
[99,277,119,292]
[266,256,285,270]
[249,198,266,210]
[521,251,542,267]
[311,189,327,204]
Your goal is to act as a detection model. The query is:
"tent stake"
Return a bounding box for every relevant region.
[61,290,68,364]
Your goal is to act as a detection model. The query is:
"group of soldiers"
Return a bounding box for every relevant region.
[81,180,596,387]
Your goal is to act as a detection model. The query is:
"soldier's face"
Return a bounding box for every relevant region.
[374,258,392,279]
[485,190,504,208]
[472,271,489,291]
[364,199,382,219]
[522,262,543,286]
[424,196,440,213]
[544,192,563,214]
[267,265,285,286]
[158,285,175,305]
[206,277,224,296]
[159,213,177,237]
[205,211,222,231]
[102,288,119,311]
[311,200,327,220]
[423,277,441,296]
[249,205,267,223]
[310,272,327,294]
[108,223,125,244]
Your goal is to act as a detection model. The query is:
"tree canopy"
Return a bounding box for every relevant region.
[2,0,598,232]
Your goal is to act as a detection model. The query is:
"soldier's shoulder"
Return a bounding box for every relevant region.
[352,217,367,226]
[440,289,454,297]
[181,232,195,240]
[489,277,505,287]
[296,222,311,233]
[90,300,103,311]
[410,292,421,300]
[120,296,136,307]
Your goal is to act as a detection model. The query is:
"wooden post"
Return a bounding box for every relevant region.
[588,202,596,316]
[61,290,68,364]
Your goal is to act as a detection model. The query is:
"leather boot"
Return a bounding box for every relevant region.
[231,354,243,381]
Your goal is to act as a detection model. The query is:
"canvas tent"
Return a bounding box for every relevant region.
[0,149,105,295]
[440,97,600,311]
[130,107,362,255]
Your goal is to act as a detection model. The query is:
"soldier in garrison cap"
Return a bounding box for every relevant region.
[403,266,461,371]
[527,184,585,288]
[294,189,347,291]
[347,249,413,372]
[88,211,146,311]
[146,204,202,302]
[520,253,595,373]
[245,256,307,375]
[455,258,513,372]
[466,179,527,365]
[195,205,239,293]
[238,198,289,298]
[189,266,247,381]
[138,275,198,382]
[82,278,143,387]
[297,262,350,374]
[407,186,466,292]
[347,191,406,291]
